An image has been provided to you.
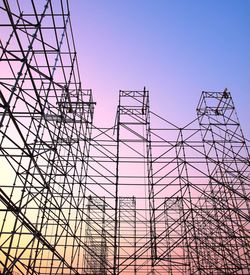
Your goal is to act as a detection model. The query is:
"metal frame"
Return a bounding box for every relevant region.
[0,1,249,274]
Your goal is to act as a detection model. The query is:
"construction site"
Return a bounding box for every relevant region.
[0,1,249,274]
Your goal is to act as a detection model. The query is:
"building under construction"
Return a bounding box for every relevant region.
[0,1,249,274]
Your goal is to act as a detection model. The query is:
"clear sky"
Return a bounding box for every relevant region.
[70,0,250,138]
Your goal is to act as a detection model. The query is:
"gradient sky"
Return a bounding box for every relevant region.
[70,0,250,138]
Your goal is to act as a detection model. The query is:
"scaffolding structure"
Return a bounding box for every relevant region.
[0,1,249,274]
[83,197,107,275]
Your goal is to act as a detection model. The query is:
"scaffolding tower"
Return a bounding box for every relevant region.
[83,196,107,275]
[0,1,249,274]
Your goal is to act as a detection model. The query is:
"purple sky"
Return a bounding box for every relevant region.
[70,0,250,138]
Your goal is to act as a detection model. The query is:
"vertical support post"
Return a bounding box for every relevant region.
[113,94,121,275]
[144,89,157,269]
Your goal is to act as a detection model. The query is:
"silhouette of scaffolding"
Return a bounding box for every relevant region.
[0,1,249,275]
[83,196,107,275]
[0,0,94,274]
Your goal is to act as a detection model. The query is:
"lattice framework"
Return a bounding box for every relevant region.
[0,1,249,275]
